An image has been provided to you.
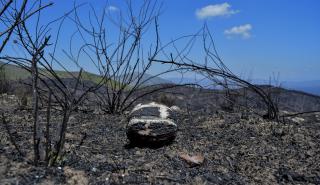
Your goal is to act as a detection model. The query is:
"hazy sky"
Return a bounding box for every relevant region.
[4,0,320,81]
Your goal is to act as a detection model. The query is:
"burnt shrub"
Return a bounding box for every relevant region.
[0,66,10,94]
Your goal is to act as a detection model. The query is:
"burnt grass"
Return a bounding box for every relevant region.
[1,88,320,185]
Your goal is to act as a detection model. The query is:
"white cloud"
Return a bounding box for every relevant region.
[107,6,119,12]
[196,3,239,19]
[224,24,252,39]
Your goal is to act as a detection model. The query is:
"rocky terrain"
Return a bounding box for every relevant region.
[0,86,320,185]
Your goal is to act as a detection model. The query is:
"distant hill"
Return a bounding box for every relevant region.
[249,85,320,112]
[0,62,105,84]
[2,61,319,96]
[281,80,320,96]
[167,77,215,88]
[167,77,320,96]
[117,73,172,86]
[141,84,320,114]
[0,61,30,80]
[252,79,320,96]
[0,62,174,89]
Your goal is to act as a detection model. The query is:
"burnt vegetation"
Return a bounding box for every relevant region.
[0,0,320,184]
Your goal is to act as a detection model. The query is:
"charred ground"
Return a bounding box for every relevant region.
[1,84,320,185]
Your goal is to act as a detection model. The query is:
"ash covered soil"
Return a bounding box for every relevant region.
[1,91,320,185]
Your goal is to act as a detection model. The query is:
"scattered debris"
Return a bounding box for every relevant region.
[64,166,88,185]
[179,153,205,166]
[291,117,305,123]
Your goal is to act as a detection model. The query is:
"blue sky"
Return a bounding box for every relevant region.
[159,0,320,81]
[5,0,320,82]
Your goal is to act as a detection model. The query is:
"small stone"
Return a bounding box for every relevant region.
[91,167,97,172]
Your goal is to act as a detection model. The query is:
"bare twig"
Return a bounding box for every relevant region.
[2,113,24,157]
